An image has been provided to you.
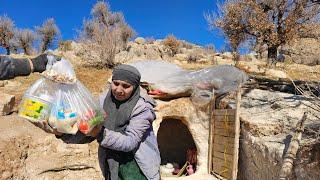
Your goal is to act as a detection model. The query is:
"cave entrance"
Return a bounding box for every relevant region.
[157,118,197,176]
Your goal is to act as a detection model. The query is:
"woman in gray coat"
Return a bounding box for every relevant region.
[90,64,161,180]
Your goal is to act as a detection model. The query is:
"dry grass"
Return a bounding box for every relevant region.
[282,63,320,81]
[179,61,215,70]
[75,67,112,95]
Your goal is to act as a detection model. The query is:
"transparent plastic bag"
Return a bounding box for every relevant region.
[48,84,79,134]
[18,78,56,123]
[130,61,248,98]
[19,58,105,134]
[42,58,76,84]
[48,82,105,134]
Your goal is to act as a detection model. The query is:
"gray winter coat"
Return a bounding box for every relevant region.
[98,94,161,180]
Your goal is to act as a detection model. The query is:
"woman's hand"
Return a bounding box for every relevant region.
[86,125,102,137]
[33,121,63,136]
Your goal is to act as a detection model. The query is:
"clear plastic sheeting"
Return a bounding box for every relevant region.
[19,58,105,134]
[130,60,187,83]
[130,60,248,99]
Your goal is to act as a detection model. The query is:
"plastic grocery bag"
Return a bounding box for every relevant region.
[19,57,105,134]
[47,81,105,134]
[18,78,56,123]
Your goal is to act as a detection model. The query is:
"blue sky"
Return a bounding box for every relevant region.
[0,0,226,51]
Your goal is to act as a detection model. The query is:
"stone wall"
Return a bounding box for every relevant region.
[238,89,320,180]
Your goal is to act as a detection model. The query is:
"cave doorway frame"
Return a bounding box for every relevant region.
[208,86,241,180]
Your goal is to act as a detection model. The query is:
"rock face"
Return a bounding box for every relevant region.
[238,89,320,180]
[0,115,102,180]
[265,69,287,79]
[0,92,15,115]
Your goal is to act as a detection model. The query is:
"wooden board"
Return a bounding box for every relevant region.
[208,87,241,180]
[214,121,235,129]
[213,109,236,116]
[214,135,235,145]
[214,128,235,137]
[213,143,234,155]
[212,163,232,179]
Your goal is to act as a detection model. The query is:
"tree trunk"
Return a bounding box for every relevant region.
[267,45,278,66]
[5,47,10,55]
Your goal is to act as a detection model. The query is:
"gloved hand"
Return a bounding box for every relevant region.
[31,53,61,73]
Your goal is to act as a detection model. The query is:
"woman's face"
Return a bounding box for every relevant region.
[111,80,134,101]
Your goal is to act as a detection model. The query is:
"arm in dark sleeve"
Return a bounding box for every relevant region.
[0,56,32,80]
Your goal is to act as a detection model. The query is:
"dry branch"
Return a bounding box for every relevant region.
[245,75,320,97]
[279,112,308,179]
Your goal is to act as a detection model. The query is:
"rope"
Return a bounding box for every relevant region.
[219,110,230,176]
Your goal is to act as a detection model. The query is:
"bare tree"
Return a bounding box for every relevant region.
[0,15,15,55]
[206,0,320,65]
[16,29,36,55]
[79,1,134,68]
[162,34,181,57]
[91,1,110,26]
[36,18,60,52]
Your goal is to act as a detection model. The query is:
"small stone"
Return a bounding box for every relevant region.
[0,92,15,115]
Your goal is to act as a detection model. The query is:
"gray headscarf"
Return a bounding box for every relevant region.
[102,64,141,180]
[103,64,141,132]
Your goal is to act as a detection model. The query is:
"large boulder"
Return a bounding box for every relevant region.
[0,80,8,87]
[0,92,15,116]
[134,37,146,45]
[265,69,287,79]
[238,89,320,180]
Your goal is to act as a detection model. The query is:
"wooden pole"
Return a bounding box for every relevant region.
[208,89,215,173]
[231,86,241,180]
[279,112,308,179]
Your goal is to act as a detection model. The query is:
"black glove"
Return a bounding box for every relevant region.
[31,54,61,73]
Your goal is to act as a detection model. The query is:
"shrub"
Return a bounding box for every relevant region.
[163,34,180,57]
[78,1,134,68]
[186,54,199,63]
[59,40,73,52]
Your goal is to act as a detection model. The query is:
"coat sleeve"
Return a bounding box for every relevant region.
[0,56,32,80]
[99,100,156,152]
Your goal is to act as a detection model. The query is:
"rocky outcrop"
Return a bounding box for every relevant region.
[0,115,102,180]
[0,92,15,116]
[238,89,320,180]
